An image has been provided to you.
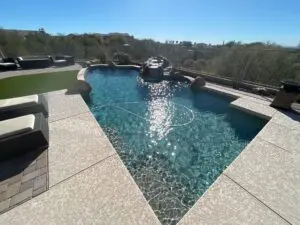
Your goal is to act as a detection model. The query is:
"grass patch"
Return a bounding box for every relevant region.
[0,70,78,99]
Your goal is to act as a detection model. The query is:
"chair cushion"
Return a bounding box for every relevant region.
[0,95,38,109]
[0,115,35,139]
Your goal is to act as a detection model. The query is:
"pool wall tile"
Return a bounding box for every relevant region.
[178,175,289,225]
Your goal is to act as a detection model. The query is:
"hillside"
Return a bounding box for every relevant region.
[0,28,299,86]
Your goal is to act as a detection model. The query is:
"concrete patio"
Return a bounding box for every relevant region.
[0,90,160,224]
[0,83,299,224]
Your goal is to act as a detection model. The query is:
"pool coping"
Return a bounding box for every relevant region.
[77,64,140,81]
[177,86,300,224]
[1,69,299,224]
[0,90,161,225]
[80,66,300,224]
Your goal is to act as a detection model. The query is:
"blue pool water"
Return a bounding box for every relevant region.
[85,67,266,225]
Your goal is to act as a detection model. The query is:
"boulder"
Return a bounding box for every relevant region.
[66,80,92,96]
[191,77,206,91]
[86,61,91,67]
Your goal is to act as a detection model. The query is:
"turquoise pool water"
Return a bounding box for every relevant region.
[85,67,266,225]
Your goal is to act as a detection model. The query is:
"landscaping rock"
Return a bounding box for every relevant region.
[86,61,91,67]
[191,77,206,91]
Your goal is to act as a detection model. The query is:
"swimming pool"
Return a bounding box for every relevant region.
[85,67,266,225]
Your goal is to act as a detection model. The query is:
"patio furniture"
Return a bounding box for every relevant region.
[17,56,53,69]
[53,59,67,67]
[271,80,300,110]
[0,58,18,71]
[0,113,49,161]
[55,55,75,66]
[0,94,48,121]
[0,62,18,71]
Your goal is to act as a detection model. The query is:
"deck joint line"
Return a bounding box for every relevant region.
[223,173,292,225]
[255,136,292,154]
[50,153,117,189]
[49,110,90,123]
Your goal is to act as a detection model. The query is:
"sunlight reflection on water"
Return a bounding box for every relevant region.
[86,68,266,225]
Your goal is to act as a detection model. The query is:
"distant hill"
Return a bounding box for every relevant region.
[1,28,38,36]
[2,28,131,39]
[0,28,299,85]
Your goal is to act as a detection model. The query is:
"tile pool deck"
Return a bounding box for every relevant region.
[0,84,299,224]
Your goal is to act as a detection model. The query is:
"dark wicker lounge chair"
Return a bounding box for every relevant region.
[271,80,300,110]
[0,113,49,161]
[0,62,18,71]
[17,56,53,69]
[0,94,48,121]
[55,55,74,66]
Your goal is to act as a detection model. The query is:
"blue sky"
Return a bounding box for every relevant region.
[1,0,299,46]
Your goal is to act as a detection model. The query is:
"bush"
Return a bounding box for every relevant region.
[113,52,131,65]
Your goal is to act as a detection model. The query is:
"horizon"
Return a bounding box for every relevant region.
[2,28,299,48]
[1,0,299,47]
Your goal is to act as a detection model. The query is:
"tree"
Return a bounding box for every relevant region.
[225,41,236,48]
[0,29,298,86]
[193,59,206,71]
[181,41,193,48]
[182,59,194,68]
[97,52,106,63]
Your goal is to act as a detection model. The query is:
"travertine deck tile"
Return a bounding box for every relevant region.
[0,155,160,225]
[2,82,299,224]
[224,138,300,225]
[204,84,242,99]
[242,95,273,106]
[48,112,116,187]
[258,121,300,154]
[178,175,288,225]
[271,110,300,130]
[48,93,89,122]
[230,98,276,120]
